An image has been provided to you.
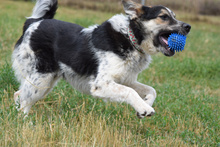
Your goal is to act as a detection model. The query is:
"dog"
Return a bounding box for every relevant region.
[12,0,191,118]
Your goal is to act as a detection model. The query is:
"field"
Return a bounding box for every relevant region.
[0,0,220,146]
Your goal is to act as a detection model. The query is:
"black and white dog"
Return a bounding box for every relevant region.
[12,0,191,118]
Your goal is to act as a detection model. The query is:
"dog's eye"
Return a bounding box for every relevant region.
[159,15,169,21]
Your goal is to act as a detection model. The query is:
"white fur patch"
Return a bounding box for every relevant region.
[93,50,151,85]
[28,0,56,19]
[81,25,98,35]
[59,63,94,94]
[108,14,129,34]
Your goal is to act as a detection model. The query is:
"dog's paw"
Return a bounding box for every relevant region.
[137,111,155,119]
[136,106,155,119]
[143,94,156,107]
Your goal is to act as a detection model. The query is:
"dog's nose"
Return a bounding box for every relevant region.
[182,23,191,33]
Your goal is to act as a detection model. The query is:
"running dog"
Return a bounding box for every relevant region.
[12,0,191,118]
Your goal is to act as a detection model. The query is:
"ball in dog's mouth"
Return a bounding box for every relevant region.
[168,33,186,52]
[159,33,175,56]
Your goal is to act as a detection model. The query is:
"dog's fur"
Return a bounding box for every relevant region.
[12,0,191,118]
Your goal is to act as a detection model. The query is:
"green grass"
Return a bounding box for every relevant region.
[0,1,219,146]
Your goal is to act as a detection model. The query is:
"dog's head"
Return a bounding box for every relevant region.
[122,0,191,56]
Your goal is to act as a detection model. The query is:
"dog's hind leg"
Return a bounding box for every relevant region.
[16,73,59,115]
[14,90,21,109]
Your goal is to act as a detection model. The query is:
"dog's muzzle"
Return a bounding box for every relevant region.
[182,23,191,34]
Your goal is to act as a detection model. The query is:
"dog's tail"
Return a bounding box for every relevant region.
[28,0,58,19]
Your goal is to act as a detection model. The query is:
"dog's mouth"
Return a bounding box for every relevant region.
[158,32,176,56]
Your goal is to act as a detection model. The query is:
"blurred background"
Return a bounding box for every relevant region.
[13,0,220,16]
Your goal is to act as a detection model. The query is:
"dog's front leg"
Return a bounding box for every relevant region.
[129,82,156,107]
[91,81,155,118]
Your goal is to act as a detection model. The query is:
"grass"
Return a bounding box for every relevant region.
[0,1,220,146]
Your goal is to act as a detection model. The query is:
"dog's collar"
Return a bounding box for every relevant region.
[127,27,144,54]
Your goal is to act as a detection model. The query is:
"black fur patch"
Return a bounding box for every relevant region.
[141,6,164,20]
[30,20,59,73]
[92,21,134,59]
[30,19,98,76]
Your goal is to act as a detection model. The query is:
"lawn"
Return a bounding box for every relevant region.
[0,1,219,146]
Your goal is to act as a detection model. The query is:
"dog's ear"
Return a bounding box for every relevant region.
[122,0,143,20]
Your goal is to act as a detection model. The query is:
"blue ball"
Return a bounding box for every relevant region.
[168,33,186,52]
